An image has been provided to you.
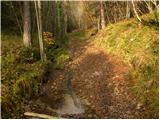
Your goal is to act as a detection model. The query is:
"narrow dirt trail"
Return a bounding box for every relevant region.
[65,37,140,118]
[24,35,140,118]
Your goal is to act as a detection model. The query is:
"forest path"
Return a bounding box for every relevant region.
[62,35,140,118]
[24,33,140,118]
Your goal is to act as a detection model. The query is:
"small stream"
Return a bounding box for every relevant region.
[57,70,85,115]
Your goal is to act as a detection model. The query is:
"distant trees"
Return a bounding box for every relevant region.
[55,1,66,46]
[23,1,31,47]
[2,1,159,41]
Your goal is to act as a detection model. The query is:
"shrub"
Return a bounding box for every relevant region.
[17,47,40,63]
[54,48,69,69]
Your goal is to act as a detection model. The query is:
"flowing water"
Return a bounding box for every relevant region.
[57,94,84,115]
[57,70,85,115]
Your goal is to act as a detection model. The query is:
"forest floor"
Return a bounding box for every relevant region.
[23,31,143,119]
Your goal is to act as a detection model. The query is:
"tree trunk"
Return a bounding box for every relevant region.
[104,3,110,24]
[126,1,131,19]
[23,1,31,47]
[131,0,142,22]
[34,0,46,61]
[52,1,56,36]
[97,15,101,30]
[100,1,106,29]
[54,1,66,46]
[63,1,68,34]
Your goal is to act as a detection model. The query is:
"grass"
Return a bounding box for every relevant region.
[1,32,54,118]
[1,31,70,118]
[93,13,159,118]
[68,28,97,41]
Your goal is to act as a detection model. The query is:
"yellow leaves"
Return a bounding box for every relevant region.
[43,32,55,45]
[43,32,53,38]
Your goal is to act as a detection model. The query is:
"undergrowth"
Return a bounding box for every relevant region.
[68,28,97,41]
[1,32,69,118]
[93,13,159,118]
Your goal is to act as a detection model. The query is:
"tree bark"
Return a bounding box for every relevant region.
[34,0,46,61]
[131,0,142,22]
[23,1,31,47]
[97,15,101,30]
[104,3,110,24]
[52,1,56,36]
[63,1,68,34]
[100,1,106,29]
[126,1,131,19]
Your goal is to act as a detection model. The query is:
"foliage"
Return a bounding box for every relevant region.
[43,32,55,45]
[1,94,22,118]
[54,48,69,69]
[17,47,40,63]
[1,33,51,118]
[43,31,57,61]
[55,1,68,46]
[93,13,158,118]
[1,31,69,118]
[68,28,97,41]
[43,31,69,69]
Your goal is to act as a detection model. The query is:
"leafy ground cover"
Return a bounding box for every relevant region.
[93,13,159,118]
[1,32,69,118]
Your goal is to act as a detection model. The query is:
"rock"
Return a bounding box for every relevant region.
[136,103,143,110]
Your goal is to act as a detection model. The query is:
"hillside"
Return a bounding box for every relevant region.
[92,13,159,118]
[1,1,159,119]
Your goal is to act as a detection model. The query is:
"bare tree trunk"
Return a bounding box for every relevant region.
[100,1,106,29]
[35,0,46,61]
[132,0,142,22]
[63,1,68,34]
[23,1,31,47]
[52,1,56,36]
[126,1,131,19]
[144,1,153,13]
[97,15,101,30]
[116,2,123,20]
[104,3,110,24]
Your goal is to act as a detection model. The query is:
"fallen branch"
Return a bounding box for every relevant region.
[24,112,59,119]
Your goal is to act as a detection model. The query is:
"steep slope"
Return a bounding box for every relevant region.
[92,13,159,118]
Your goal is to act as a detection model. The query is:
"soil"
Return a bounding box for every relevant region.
[23,36,141,119]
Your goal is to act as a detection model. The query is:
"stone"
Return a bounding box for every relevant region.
[136,103,143,110]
